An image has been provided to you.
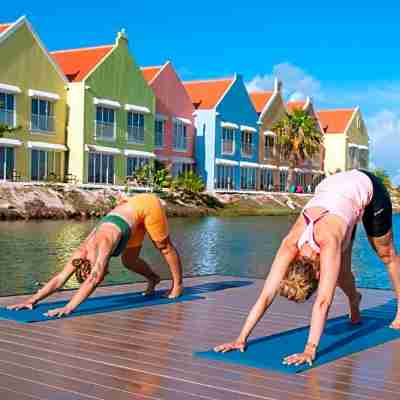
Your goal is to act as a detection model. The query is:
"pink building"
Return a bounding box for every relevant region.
[141,61,195,176]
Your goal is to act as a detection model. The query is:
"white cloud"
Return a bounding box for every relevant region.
[246,63,323,101]
[288,91,306,102]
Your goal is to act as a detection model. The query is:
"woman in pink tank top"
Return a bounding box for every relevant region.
[215,169,400,367]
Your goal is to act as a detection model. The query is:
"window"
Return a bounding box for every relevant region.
[359,149,369,169]
[0,147,14,180]
[279,170,288,192]
[348,146,358,168]
[241,131,253,157]
[221,127,235,155]
[215,165,235,190]
[31,149,60,181]
[95,106,115,141]
[240,167,256,190]
[264,135,275,160]
[172,162,192,178]
[88,152,114,184]
[31,98,54,132]
[296,172,305,187]
[0,92,15,127]
[128,112,145,144]
[126,156,150,177]
[357,117,362,130]
[173,119,187,151]
[260,168,274,191]
[155,119,165,148]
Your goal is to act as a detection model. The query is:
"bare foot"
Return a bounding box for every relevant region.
[143,275,161,296]
[390,317,400,329]
[166,284,184,299]
[349,292,362,324]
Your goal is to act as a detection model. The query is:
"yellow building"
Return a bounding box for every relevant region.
[0,16,68,181]
[317,107,369,175]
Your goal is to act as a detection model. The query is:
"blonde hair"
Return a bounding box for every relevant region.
[279,259,319,303]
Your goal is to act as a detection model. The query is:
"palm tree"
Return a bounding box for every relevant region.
[0,123,19,137]
[272,108,323,191]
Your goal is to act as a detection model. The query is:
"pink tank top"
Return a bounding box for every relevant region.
[298,170,374,252]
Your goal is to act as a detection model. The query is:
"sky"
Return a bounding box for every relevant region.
[2,1,399,184]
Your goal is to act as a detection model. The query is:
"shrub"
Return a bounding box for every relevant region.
[171,171,204,193]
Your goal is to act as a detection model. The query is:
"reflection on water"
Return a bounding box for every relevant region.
[0,214,398,296]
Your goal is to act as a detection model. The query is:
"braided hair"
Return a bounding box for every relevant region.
[279,259,320,303]
[72,258,92,284]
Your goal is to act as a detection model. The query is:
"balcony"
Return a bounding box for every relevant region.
[0,109,15,127]
[31,114,55,133]
[241,143,253,158]
[128,125,145,144]
[222,140,234,155]
[95,121,115,141]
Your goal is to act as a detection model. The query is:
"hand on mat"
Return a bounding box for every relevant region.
[44,306,72,318]
[214,340,246,353]
[282,349,316,367]
[6,301,35,311]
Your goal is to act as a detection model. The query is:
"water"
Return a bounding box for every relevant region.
[0,214,399,296]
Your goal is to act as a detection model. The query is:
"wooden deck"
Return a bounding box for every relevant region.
[0,275,399,400]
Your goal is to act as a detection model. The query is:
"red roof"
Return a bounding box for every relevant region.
[317,109,355,133]
[249,92,273,113]
[183,78,234,109]
[141,66,163,83]
[287,101,306,112]
[0,23,12,34]
[51,45,114,82]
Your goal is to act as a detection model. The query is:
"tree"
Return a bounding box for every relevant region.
[272,108,323,191]
[0,123,19,137]
[372,168,392,188]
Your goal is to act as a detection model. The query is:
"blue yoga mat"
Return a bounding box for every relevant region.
[0,289,204,323]
[195,300,400,373]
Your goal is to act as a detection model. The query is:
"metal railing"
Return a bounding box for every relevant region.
[31,114,55,132]
[95,121,115,141]
[241,143,253,157]
[222,140,234,154]
[0,109,15,127]
[128,125,145,144]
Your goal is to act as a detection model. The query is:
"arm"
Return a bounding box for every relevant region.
[283,235,342,366]
[215,235,298,352]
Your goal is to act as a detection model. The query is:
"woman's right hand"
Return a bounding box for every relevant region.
[6,301,35,311]
[214,339,247,353]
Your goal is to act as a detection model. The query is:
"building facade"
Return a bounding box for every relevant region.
[141,61,195,177]
[317,107,369,175]
[184,75,259,191]
[0,17,68,182]
[52,30,155,185]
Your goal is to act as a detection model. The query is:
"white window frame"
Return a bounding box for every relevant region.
[240,167,257,190]
[95,106,116,142]
[241,131,253,158]
[126,155,150,177]
[155,117,165,149]
[215,164,235,190]
[221,127,235,155]
[88,151,115,184]
[30,97,55,134]
[173,119,188,151]
[127,111,145,144]
[264,135,275,160]
[0,146,15,181]
[0,91,17,128]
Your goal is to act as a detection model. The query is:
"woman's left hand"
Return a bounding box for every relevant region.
[44,306,73,318]
[282,349,316,367]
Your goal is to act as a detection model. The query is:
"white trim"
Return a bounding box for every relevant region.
[240,125,257,133]
[170,156,195,164]
[27,141,67,151]
[214,75,237,110]
[259,164,277,169]
[343,107,359,135]
[221,121,239,129]
[357,145,368,150]
[264,130,276,137]
[123,149,156,158]
[142,61,169,85]
[0,83,21,94]
[215,158,239,166]
[28,89,60,101]
[94,98,121,109]
[173,116,192,125]
[0,138,22,147]
[348,143,358,148]
[85,144,121,155]
[125,104,151,114]
[156,113,168,121]
[240,161,260,168]
[279,166,289,171]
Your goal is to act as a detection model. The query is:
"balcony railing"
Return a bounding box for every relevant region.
[95,121,115,141]
[31,114,55,133]
[128,125,145,144]
[222,140,234,155]
[0,109,15,127]
[241,143,253,157]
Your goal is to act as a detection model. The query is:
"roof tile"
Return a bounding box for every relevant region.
[317,109,356,133]
[249,92,273,113]
[0,23,12,34]
[141,66,163,83]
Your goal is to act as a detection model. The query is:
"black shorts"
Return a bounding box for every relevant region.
[358,169,392,238]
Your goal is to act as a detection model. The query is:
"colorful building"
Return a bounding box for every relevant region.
[184,75,259,191]
[317,107,369,174]
[141,61,195,177]
[0,17,68,182]
[51,30,155,185]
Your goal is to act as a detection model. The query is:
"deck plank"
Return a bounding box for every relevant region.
[0,275,399,400]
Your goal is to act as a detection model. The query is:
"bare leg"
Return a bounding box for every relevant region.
[154,237,183,298]
[368,230,400,328]
[121,247,161,295]
[337,242,362,323]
